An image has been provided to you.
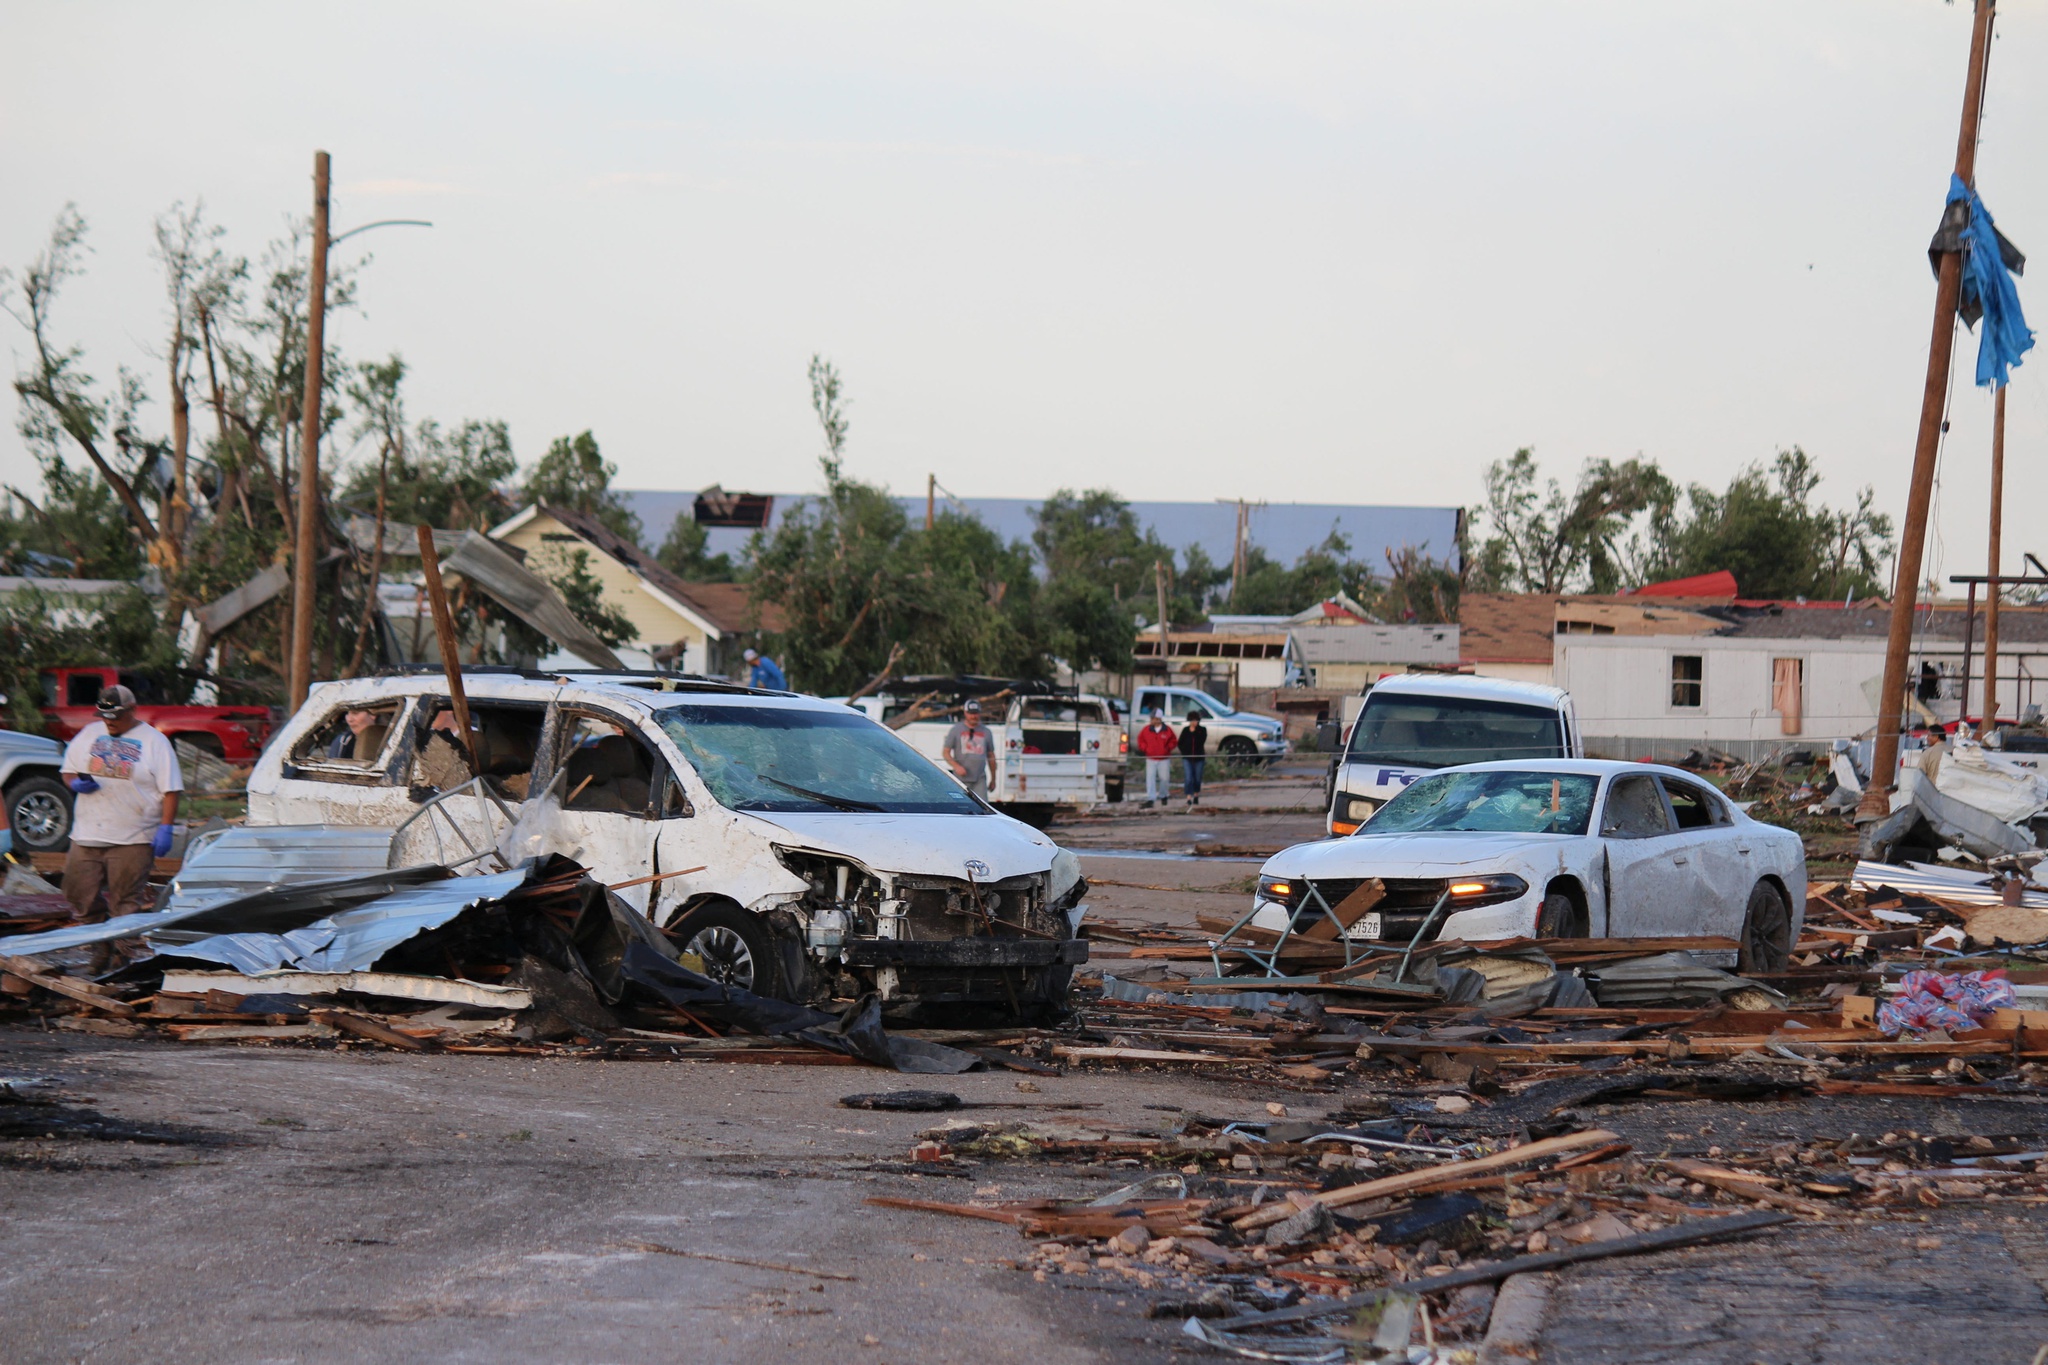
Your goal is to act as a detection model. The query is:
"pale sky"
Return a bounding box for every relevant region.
[2,2,2044,588]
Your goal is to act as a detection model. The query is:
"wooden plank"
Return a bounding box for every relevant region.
[1297,878,1385,942]
[1051,1046,1240,1065]
[0,954,138,1017]
[1234,1129,1622,1230]
[311,1009,431,1052]
[1658,1158,1835,1216]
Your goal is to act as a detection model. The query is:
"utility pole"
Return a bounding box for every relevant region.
[288,149,331,713]
[926,473,935,532]
[1980,384,2008,737]
[1216,497,1261,608]
[1860,0,1997,816]
[1154,558,1170,657]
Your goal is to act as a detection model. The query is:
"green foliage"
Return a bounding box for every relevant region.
[656,513,735,582]
[1643,448,1893,600]
[338,415,518,532]
[1468,445,1893,601]
[1470,448,1675,594]
[521,430,640,542]
[0,586,183,733]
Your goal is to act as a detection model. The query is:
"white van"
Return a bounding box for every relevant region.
[1326,675,1582,834]
[246,671,1086,1014]
[841,684,1123,824]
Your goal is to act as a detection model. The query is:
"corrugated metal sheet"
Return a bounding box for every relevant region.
[1851,859,2048,909]
[168,869,528,975]
[165,827,399,913]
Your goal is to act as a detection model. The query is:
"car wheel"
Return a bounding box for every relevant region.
[1535,890,1584,939]
[1739,881,1793,975]
[1219,736,1257,758]
[670,903,776,996]
[7,775,72,853]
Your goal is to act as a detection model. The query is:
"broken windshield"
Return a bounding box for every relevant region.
[655,703,986,815]
[1366,770,1596,836]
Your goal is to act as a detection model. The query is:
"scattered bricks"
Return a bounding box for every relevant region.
[909,1141,951,1163]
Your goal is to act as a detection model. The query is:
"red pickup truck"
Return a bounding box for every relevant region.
[39,667,276,765]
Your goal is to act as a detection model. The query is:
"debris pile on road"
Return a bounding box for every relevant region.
[0,856,970,1070]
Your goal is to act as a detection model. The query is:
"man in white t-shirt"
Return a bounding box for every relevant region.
[59,685,183,945]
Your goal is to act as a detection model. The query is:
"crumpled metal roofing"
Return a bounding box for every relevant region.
[166,869,528,975]
[164,826,401,914]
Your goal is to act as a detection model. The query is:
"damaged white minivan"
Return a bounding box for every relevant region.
[245,671,1088,1016]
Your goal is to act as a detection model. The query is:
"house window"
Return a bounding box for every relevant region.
[1670,655,1703,708]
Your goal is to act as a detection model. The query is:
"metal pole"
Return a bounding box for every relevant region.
[288,150,331,713]
[1960,580,1976,731]
[416,524,478,774]
[1981,384,2007,737]
[926,473,935,532]
[1861,0,1997,816]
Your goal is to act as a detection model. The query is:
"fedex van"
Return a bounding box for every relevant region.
[1326,675,1582,835]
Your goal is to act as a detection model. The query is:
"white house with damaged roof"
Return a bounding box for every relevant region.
[489,503,785,677]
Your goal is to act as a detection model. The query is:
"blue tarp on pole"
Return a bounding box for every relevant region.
[1948,174,2034,388]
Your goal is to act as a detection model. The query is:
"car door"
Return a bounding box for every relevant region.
[540,707,661,910]
[1657,774,1749,936]
[1598,773,1692,936]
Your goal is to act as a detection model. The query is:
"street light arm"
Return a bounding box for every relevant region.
[331,219,434,246]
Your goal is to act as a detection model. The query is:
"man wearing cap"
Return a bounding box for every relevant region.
[59,685,183,957]
[743,648,787,691]
[943,700,997,801]
[1135,708,1178,807]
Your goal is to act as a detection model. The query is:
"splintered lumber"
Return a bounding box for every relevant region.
[1657,1159,1835,1216]
[1298,878,1385,942]
[0,954,137,1017]
[1235,1129,1621,1230]
[1208,1211,1793,1333]
[1052,1046,1239,1065]
[311,1009,431,1051]
[865,1196,1034,1225]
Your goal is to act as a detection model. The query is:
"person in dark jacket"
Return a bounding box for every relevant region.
[1178,709,1209,809]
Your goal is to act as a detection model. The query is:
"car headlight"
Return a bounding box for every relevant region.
[1339,795,1380,825]
[1442,873,1528,907]
[1256,874,1300,908]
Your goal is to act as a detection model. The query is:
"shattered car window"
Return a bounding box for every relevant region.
[1366,770,1596,836]
[655,704,987,815]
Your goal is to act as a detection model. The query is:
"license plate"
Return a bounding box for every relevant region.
[1344,913,1383,941]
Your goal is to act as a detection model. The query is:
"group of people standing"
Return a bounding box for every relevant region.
[1135,707,1208,809]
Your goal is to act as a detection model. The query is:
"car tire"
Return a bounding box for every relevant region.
[1739,880,1793,975]
[7,775,73,854]
[1219,735,1257,758]
[669,902,778,997]
[1535,889,1584,939]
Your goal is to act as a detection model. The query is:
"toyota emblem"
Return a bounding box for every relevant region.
[964,859,991,878]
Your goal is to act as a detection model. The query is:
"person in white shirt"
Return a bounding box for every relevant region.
[59,685,183,957]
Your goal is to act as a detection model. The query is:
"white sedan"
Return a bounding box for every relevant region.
[1248,759,1806,972]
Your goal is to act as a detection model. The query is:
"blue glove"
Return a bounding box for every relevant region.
[0,829,13,857]
[68,776,99,794]
[151,824,175,858]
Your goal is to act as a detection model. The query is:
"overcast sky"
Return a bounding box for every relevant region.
[2,2,2043,586]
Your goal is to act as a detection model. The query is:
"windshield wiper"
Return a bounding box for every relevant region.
[758,775,883,812]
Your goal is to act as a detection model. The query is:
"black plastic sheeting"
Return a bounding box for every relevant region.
[621,941,979,1074]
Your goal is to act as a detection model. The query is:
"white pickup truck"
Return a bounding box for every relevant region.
[842,684,1122,826]
[1326,674,1584,835]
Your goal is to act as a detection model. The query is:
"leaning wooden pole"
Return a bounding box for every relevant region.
[1860,0,1997,816]
[416,524,477,773]
[1981,384,2007,738]
[288,150,331,713]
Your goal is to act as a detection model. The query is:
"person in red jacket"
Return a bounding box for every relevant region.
[1136,708,1177,807]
